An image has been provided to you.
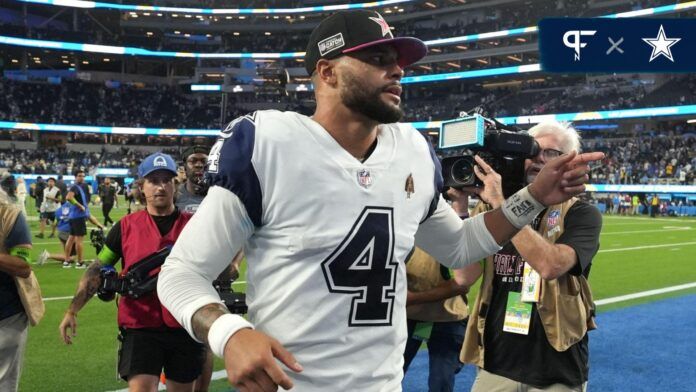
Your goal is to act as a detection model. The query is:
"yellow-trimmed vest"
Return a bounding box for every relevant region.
[406,247,469,322]
[460,199,597,367]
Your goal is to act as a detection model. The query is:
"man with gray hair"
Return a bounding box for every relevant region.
[459,120,602,392]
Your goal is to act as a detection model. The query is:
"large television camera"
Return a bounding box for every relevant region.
[97,247,247,314]
[438,113,540,198]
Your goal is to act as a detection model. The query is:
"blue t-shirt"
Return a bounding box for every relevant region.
[1,211,32,321]
[56,202,72,233]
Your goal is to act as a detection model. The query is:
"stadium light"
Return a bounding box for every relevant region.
[190,84,222,91]
[4,105,696,135]
[15,0,413,14]
[0,35,301,59]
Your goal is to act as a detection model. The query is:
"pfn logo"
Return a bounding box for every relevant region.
[563,30,596,61]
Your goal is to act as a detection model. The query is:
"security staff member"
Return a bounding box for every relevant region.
[59,152,205,392]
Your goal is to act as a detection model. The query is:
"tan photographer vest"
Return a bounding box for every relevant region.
[406,247,469,322]
[460,199,597,367]
[0,202,21,253]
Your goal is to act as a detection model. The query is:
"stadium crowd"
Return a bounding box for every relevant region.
[588,133,695,185]
[2,74,695,129]
[1,129,693,188]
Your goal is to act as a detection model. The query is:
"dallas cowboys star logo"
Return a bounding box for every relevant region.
[642,24,681,62]
[369,15,392,37]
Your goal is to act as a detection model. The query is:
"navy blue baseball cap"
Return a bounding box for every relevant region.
[138,152,178,178]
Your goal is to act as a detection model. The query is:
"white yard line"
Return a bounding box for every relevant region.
[604,216,696,223]
[32,241,62,245]
[598,241,696,253]
[596,282,696,306]
[601,228,691,235]
[43,296,74,302]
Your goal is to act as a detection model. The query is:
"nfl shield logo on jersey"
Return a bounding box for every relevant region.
[357,169,373,188]
[546,209,561,238]
[547,210,560,227]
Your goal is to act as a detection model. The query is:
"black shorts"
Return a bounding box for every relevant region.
[118,328,206,383]
[69,218,87,236]
[41,211,56,222]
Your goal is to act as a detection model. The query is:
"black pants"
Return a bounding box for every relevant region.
[103,203,114,225]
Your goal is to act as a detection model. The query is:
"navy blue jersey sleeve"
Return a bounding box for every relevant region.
[205,114,263,227]
[420,133,444,223]
[5,213,31,248]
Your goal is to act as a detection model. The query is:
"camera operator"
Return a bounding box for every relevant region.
[459,121,603,392]
[59,152,206,392]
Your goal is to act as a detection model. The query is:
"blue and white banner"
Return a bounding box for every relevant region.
[540,18,696,72]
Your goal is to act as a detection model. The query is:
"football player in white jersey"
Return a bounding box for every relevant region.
[158,10,604,392]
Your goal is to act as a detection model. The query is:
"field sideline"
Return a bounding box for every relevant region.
[15,197,696,391]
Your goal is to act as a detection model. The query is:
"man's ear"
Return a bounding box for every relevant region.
[316,59,338,86]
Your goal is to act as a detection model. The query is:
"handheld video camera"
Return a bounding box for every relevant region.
[438,113,540,198]
[97,247,171,302]
[97,248,248,315]
[90,229,105,254]
[213,278,248,315]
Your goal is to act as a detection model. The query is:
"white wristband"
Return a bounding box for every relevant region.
[208,313,254,358]
[501,186,545,229]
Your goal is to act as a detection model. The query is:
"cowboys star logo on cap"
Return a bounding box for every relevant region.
[369,15,393,37]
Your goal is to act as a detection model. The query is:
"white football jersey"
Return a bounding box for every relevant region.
[160,110,500,391]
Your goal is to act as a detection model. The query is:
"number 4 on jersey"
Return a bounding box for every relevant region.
[321,207,398,327]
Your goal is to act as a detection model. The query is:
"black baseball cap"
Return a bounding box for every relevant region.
[304,10,427,75]
[181,145,209,162]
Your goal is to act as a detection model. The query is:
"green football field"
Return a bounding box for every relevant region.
[16,198,696,391]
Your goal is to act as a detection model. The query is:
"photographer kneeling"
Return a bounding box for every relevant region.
[460,121,602,392]
[59,153,206,392]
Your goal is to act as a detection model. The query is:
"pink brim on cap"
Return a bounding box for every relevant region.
[342,37,428,67]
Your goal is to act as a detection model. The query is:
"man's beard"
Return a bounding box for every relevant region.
[186,170,208,195]
[340,72,403,124]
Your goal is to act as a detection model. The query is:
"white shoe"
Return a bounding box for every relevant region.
[37,250,49,266]
[62,261,72,268]
[75,262,87,269]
